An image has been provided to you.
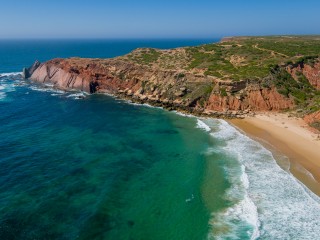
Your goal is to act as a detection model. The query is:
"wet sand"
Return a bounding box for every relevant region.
[229,113,320,196]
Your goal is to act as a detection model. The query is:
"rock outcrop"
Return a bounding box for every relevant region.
[26,59,91,92]
[22,60,41,79]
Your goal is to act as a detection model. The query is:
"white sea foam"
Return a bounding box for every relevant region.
[139,102,155,108]
[3,84,16,92]
[29,85,65,95]
[172,111,194,118]
[28,84,91,99]
[44,83,55,87]
[0,72,22,77]
[206,119,320,239]
[208,155,260,239]
[66,92,87,99]
[196,119,211,132]
[0,81,17,101]
[123,100,163,109]
[141,103,163,109]
[29,86,50,92]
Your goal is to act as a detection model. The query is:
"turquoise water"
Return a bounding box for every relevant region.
[0,85,217,239]
[1,40,320,239]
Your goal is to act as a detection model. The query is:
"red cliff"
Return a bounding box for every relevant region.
[27,57,295,118]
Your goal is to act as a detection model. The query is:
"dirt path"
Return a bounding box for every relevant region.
[253,44,289,58]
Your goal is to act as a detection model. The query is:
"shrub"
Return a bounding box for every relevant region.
[220,88,228,97]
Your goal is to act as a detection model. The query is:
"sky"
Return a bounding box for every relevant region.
[0,0,319,39]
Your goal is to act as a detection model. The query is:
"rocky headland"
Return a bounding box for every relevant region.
[23,36,320,129]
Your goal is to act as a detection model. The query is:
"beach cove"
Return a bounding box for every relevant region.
[230,113,320,196]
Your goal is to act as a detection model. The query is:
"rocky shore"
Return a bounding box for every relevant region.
[23,58,294,119]
[22,36,320,127]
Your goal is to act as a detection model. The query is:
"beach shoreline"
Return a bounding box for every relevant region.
[229,113,320,196]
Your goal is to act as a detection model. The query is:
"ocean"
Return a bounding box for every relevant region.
[1,39,320,240]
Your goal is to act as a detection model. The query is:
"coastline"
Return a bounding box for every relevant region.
[22,63,320,198]
[229,113,320,196]
[24,73,320,197]
[119,89,320,199]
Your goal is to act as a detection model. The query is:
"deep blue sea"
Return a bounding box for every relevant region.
[1,39,320,240]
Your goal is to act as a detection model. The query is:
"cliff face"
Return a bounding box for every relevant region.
[287,61,320,90]
[27,57,294,117]
[29,60,89,92]
[206,86,293,112]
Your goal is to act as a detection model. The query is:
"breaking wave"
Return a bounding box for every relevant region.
[196,119,211,132]
[0,72,23,101]
[204,119,320,239]
[0,72,22,78]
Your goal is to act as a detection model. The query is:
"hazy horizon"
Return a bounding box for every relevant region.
[0,0,319,39]
[1,35,320,41]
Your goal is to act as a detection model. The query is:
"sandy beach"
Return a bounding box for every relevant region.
[229,113,320,196]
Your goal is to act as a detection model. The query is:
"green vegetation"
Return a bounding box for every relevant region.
[247,37,320,57]
[271,65,320,112]
[187,36,320,81]
[139,49,161,63]
[296,55,319,66]
[127,48,161,65]
[124,37,319,84]
[175,73,185,79]
[204,84,213,95]
[220,88,228,97]
[121,36,320,114]
[124,36,320,82]
[181,82,214,104]
[310,121,320,131]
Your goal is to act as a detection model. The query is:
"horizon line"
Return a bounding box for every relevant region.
[0,34,319,41]
[0,37,222,40]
